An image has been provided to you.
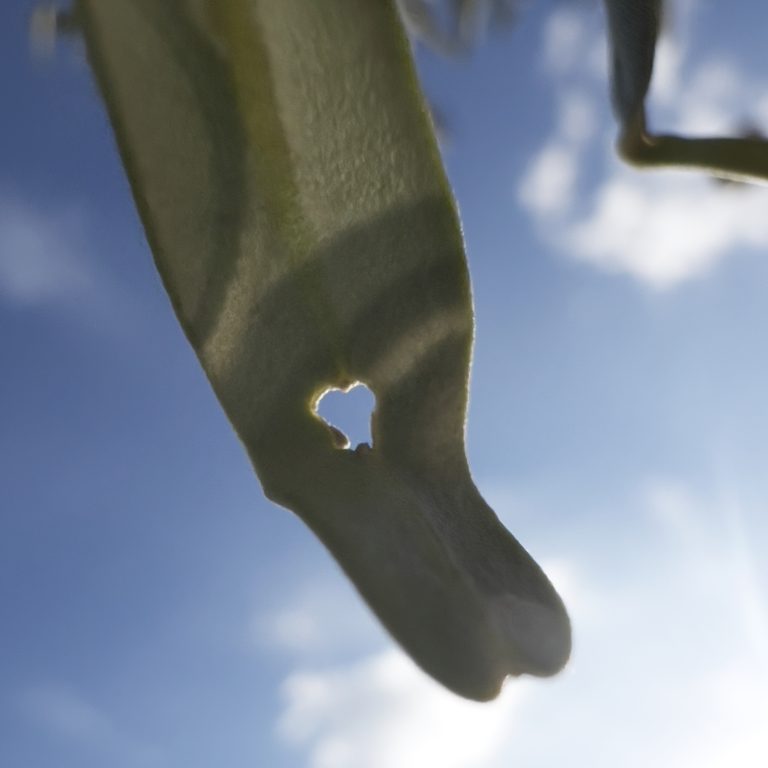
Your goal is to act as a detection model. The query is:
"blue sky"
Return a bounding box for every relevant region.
[3,1,768,766]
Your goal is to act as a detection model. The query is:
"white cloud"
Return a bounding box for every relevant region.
[517,87,596,218]
[278,648,529,768]
[650,35,685,108]
[518,142,579,216]
[645,480,768,663]
[542,8,589,75]
[673,59,745,134]
[567,171,768,288]
[559,90,598,144]
[635,481,768,767]
[518,4,768,289]
[0,194,95,306]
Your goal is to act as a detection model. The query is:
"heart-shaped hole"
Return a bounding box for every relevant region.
[314,382,375,450]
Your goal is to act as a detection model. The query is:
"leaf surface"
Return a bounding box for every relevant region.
[77,0,570,700]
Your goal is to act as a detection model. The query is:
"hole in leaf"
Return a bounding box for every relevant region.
[315,382,375,450]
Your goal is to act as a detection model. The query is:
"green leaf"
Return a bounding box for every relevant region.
[75,0,570,700]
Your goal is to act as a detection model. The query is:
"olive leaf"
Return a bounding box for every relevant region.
[73,0,570,701]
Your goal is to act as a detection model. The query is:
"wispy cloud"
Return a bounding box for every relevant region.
[20,684,116,742]
[254,577,385,660]
[18,684,163,767]
[0,193,96,306]
[518,4,768,289]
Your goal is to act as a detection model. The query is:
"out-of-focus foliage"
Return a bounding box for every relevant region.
[603,0,768,183]
[397,0,522,53]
